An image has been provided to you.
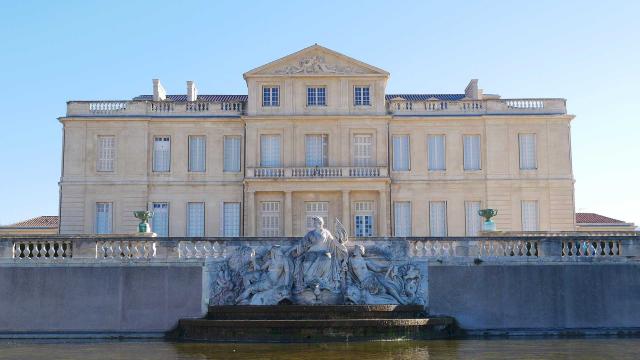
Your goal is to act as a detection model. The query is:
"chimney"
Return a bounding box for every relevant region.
[152,79,166,101]
[465,79,483,100]
[187,81,198,102]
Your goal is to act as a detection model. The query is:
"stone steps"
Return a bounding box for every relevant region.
[175,305,457,342]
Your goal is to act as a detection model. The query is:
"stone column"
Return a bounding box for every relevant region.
[379,189,389,236]
[341,190,350,236]
[245,190,256,236]
[284,191,293,236]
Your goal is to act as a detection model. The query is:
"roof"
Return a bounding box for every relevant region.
[2,216,59,229]
[385,94,466,101]
[132,95,248,102]
[576,213,627,224]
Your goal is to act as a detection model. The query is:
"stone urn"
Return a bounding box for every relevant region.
[478,209,498,232]
[134,211,154,233]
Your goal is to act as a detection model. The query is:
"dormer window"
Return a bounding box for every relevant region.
[354,86,370,106]
[262,86,279,107]
[307,87,326,106]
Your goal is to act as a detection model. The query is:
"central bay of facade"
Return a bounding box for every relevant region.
[59,44,574,238]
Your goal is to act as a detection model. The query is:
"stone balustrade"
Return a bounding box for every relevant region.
[387,98,566,116]
[247,166,388,179]
[66,100,244,117]
[0,234,637,263]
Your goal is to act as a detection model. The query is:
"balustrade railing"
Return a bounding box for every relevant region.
[67,100,244,116]
[96,240,157,260]
[0,235,636,263]
[388,98,566,115]
[247,166,386,178]
[12,240,73,260]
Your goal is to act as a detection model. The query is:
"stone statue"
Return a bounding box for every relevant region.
[206,218,425,306]
[290,216,348,304]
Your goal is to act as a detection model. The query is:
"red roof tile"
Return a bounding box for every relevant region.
[4,216,59,228]
[576,213,626,224]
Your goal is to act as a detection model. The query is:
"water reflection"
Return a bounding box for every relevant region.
[0,338,639,360]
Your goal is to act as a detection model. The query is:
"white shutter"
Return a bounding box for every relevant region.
[260,135,281,167]
[97,136,115,172]
[465,201,482,236]
[187,202,205,236]
[153,136,170,172]
[151,202,169,236]
[429,201,447,236]
[353,134,373,166]
[463,135,481,170]
[305,135,328,167]
[519,134,537,170]
[223,136,241,172]
[261,201,281,236]
[95,202,113,234]
[223,202,240,237]
[521,200,539,231]
[189,136,206,172]
[394,201,411,236]
[428,135,446,171]
[392,135,410,171]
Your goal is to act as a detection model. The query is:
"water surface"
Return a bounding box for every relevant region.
[1,338,639,360]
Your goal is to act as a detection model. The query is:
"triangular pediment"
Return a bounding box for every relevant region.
[244,44,389,78]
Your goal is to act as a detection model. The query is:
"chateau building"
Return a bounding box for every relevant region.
[58,45,575,237]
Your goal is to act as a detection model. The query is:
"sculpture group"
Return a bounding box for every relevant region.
[210,217,424,306]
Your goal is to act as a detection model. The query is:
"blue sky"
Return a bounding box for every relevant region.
[0,0,638,226]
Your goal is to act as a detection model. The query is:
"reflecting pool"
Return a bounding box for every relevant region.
[0,338,639,360]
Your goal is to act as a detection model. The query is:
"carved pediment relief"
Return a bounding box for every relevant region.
[244,44,389,77]
[272,55,367,75]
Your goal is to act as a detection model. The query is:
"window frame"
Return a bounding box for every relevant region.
[354,85,371,106]
[186,202,205,237]
[427,134,446,171]
[393,201,412,237]
[392,134,411,172]
[429,201,448,237]
[260,134,282,168]
[95,202,113,234]
[188,135,207,173]
[152,135,171,173]
[151,202,170,237]
[262,86,280,107]
[223,135,242,173]
[518,133,538,170]
[463,134,482,171]
[96,135,116,173]
[306,86,327,107]
[222,202,241,237]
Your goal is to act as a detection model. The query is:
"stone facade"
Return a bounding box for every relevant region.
[58,44,575,236]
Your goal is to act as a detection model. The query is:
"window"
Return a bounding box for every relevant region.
[307,87,326,106]
[95,202,113,234]
[305,202,329,230]
[261,201,281,236]
[187,202,205,237]
[97,136,115,172]
[222,202,241,237]
[223,136,241,172]
[463,135,481,171]
[429,201,447,236]
[394,202,411,236]
[305,134,328,167]
[260,134,281,167]
[428,135,446,171]
[262,86,279,107]
[465,201,482,236]
[152,202,169,237]
[521,200,539,231]
[392,135,410,171]
[353,134,373,166]
[153,136,171,172]
[519,133,537,170]
[354,86,370,106]
[188,136,206,172]
[354,201,374,237]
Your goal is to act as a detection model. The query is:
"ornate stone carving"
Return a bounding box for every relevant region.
[272,56,366,75]
[207,218,425,306]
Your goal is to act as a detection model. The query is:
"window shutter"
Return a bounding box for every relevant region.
[353,134,373,166]
[428,135,446,171]
[465,201,481,236]
[463,135,481,170]
[224,136,241,172]
[187,202,205,236]
[151,202,169,236]
[97,136,115,172]
[521,200,539,231]
[394,202,411,236]
[153,136,170,172]
[519,134,537,170]
[95,202,113,234]
[305,135,328,167]
[189,136,206,172]
[429,201,447,236]
[222,202,240,237]
[393,135,409,171]
[260,135,281,167]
